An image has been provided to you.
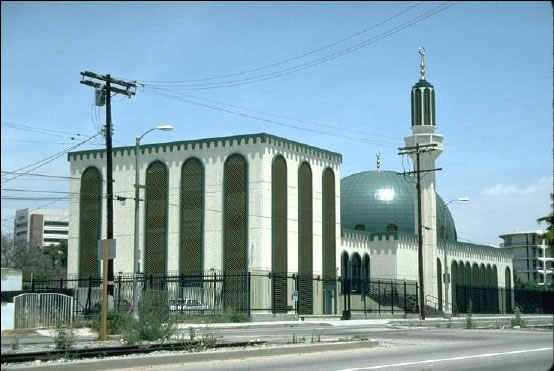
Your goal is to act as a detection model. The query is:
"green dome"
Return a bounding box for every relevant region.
[341,170,457,240]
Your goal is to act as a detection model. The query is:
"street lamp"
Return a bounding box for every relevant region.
[441,197,469,313]
[132,124,174,320]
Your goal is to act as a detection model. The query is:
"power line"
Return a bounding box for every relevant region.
[144,89,399,147]
[1,132,102,185]
[147,90,402,143]
[0,171,81,180]
[1,121,96,139]
[137,2,425,84]
[140,2,456,90]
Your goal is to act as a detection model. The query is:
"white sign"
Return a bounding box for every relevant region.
[292,291,298,302]
[97,239,116,259]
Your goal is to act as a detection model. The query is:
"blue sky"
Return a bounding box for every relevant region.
[1,1,552,245]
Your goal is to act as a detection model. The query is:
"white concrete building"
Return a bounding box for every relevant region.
[499,231,553,286]
[14,208,69,247]
[67,52,513,316]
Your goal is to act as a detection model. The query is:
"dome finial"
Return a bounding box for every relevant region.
[376,151,382,173]
[418,46,426,80]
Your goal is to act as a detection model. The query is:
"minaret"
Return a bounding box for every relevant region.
[404,47,444,308]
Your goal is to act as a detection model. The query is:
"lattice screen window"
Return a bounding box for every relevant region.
[322,168,335,281]
[363,254,370,282]
[180,158,203,276]
[144,162,168,276]
[272,155,287,313]
[298,162,313,315]
[351,253,361,293]
[223,154,248,311]
[79,167,102,280]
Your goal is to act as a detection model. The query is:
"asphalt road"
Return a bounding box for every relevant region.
[5,326,552,371]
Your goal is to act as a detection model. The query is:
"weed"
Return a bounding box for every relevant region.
[188,326,196,340]
[11,337,20,350]
[511,306,525,328]
[465,299,474,329]
[54,323,75,350]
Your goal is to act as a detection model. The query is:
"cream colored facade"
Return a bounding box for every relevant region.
[68,133,341,279]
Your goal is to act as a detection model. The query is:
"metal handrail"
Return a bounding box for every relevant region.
[424,294,448,311]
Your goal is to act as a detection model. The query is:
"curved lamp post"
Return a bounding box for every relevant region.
[132,125,174,319]
[442,197,469,312]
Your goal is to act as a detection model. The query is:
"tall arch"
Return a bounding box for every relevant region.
[351,253,361,293]
[464,262,471,313]
[363,254,370,294]
[492,265,499,313]
[144,161,168,276]
[322,168,336,281]
[505,267,512,313]
[79,167,102,279]
[272,155,287,313]
[223,154,248,311]
[322,167,336,314]
[341,251,349,294]
[451,261,458,313]
[437,258,443,311]
[179,158,203,276]
[298,162,313,314]
[472,263,480,312]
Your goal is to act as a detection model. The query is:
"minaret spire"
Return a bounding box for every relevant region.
[418,46,426,80]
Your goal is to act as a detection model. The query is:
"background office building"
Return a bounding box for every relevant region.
[499,231,553,286]
[13,208,69,248]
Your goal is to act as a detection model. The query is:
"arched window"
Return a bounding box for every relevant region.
[180,158,203,276]
[492,265,499,313]
[223,154,248,311]
[451,261,458,312]
[322,168,336,281]
[144,161,168,276]
[351,253,361,293]
[341,251,349,294]
[472,263,480,312]
[505,267,512,313]
[79,167,102,280]
[386,224,398,233]
[363,254,370,290]
[298,162,313,314]
[272,155,287,313]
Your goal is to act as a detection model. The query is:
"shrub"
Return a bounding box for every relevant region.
[465,299,474,329]
[54,323,75,350]
[123,290,176,344]
[511,306,525,328]
[224,307,248,323]
[91,310,132,335]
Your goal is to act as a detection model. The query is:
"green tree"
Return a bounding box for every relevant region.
[1,232,57,280]
[537,193,554,250]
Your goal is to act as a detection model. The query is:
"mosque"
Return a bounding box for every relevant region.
[67,52,513,316]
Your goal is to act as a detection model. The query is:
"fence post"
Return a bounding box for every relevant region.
[391,281,394,315]
[247,271,251,317]
[117,274,122,311]
[31,277,35,292]
[59,277,63,292]
[378,280,381,315]
[415,281,419,314]
[403,280,407,313]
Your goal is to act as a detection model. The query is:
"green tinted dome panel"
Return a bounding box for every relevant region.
[340,170,456,240]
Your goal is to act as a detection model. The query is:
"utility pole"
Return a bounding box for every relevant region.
[80,72,136,339]
[398,143,441,320]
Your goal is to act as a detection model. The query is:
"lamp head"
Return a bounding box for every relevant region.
[155,125,174,131]
[457,197,470,202]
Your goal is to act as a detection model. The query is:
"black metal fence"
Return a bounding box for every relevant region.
[2,272,420,317]
[454,285,554,314]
